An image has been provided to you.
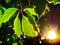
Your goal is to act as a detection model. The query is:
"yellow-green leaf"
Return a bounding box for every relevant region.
[12,42,18,45]
[24,8,38,16]
[22,15,40,37]
[0,10,2,27]
[2,8,18,23]
[47,0,60,5]
[14,15,21,37]
[25,11,36,23]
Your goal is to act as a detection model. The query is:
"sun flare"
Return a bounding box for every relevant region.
[47,31,57,40]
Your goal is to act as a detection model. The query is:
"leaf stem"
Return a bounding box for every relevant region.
[19,0,23,15]
[27,0,31,6]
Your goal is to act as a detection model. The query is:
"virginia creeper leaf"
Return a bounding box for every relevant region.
[22,15,39,37]
[14,15,21,37]
[24,8,38,16]
[2,8,18,23]
[25,11,36,23]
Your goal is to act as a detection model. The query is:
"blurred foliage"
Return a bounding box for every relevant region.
[47,0,60,4]
[0,0,60,45]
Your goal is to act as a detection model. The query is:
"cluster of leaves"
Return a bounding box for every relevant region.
[0,0,60,45]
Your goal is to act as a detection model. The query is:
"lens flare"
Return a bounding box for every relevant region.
[47,31,57,40]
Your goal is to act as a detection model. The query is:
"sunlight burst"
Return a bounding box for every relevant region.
[47,31,57,40]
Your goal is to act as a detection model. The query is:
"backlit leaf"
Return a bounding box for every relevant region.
[14,15,21,37]
[25,11,36,23]
[22,15,40,37]
[12,42,18,45]
[0,10,2,27]
[47,0,60,5]
[24,8,38,16]
[1,8,18,23]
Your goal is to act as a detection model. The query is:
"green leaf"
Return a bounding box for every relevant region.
[0,5,6,11]
[1,8,18,23]
[25,11,36,23]
[5,0,11,4]
[14,15,21,37]
[22,15,40,37]
[53,0,58,3]
[47,0,60,5]
[53,0,60,4]
[12,42,18,45]
[0,10,2,18]
[0,10,2,27]
[0,10,2,14]
[24,8,38,16]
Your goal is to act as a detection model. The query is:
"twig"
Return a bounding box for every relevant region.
[19,0,23,15]
[27,0,31,6]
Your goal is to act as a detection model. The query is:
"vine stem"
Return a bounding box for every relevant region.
[19,0,23,15]
[27,0,31,6]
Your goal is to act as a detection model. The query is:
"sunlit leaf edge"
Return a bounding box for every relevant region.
[22,15,39,37]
